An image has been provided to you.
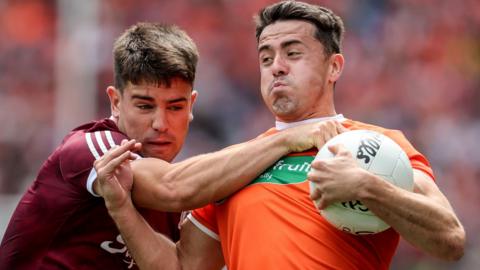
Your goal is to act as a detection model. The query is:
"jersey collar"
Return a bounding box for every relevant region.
[275,114,346,131]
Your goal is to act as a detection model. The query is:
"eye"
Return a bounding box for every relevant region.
[168,105,184,111]
[260,55,273,66]
[136,104,153,110]
[287,51,301,57]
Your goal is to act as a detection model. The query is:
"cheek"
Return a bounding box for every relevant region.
[259,75,272,103]
[123,111,150,135]
[124,120,142,139]
[169,116,190,149]
[260,69,271,87]
[260,87,270,103]
[169,113,190,132]
[260,90,274,109]
[300,69,323,89]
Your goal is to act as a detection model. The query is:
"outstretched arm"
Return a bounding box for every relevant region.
[131,120,346,211]
[308,144,465,261]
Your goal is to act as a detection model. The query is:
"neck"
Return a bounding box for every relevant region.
[109,115,118,123]
[275,114,345,131]
[275,106,337,123]
[109,115,124,133]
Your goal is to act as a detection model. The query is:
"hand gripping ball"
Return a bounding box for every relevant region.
[309,130,414,235]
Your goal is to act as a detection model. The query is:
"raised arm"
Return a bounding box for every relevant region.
[130,120,345,211]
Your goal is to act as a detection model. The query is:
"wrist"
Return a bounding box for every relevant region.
[105,197,135,219]
[279,129,307,154]
[271,132,292,154]
[357,170,385,202]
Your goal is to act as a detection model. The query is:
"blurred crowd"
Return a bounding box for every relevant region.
[0,0,479,269]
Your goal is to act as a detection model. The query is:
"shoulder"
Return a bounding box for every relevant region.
[342,119,392,133]
[342,119,410,146]
[59,119,129,176]
[343,118,435,179]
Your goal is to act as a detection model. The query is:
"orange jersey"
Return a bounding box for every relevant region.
[191,118,434,270]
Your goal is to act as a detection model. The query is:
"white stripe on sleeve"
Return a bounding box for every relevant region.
[187,214,220,241]
[95,131,108,154]
[104,130,117,148]
[85,133,100,160]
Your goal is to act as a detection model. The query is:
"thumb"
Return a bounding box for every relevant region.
[328,144,341,156]
[316,197,328,210]
[328,143,351,157]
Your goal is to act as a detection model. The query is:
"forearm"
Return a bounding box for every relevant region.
[107,200,181,270]
[132,132,292,211]
[359,171,465,260]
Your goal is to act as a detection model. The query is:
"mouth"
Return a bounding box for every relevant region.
[270,83,289,96]
[144,140,173,148]
[272,81,287,89]
[273,81,286,87]
[270,79,290,92]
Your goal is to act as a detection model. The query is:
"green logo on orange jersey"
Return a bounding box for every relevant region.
[251,156,314,185]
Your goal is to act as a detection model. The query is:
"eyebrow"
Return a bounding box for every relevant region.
[258,39,304,53]
[131,94,154,101]
[167,97,188,104]
[131,95,187,103]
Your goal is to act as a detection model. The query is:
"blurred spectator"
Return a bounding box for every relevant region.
[0,0,55,192]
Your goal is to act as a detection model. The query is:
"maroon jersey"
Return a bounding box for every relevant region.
[0,118,180,270]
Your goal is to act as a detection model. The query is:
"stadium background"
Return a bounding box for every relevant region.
[0,0,478,269]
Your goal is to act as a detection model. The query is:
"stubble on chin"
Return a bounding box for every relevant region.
[272,96,297,117]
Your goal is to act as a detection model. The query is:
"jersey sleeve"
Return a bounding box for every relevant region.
[59,129,128,196]
[383,129,435,180]
[188,204,220,241]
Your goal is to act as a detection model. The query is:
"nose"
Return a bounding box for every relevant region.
[152,109,168,132]
[271,55,289,77]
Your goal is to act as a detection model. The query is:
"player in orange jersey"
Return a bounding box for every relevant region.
[96,1,465,269]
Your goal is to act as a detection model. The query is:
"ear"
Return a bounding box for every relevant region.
[328,53,344,84]
[189,90,198,122]
[106,86,122,118]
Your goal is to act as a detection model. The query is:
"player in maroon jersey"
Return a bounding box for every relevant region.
[0,22,331,270]
[0,23,198,269]
[0,22,198,270]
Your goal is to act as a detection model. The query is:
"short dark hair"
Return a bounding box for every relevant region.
[113,22,199,91]
[254,1,345,56]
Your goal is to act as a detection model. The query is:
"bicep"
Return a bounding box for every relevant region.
[177,219,224,270]
[413,169,453,210]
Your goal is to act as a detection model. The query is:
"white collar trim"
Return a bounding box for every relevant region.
[275,114,346,130]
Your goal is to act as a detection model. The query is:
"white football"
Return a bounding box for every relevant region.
[309,129,414,235]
